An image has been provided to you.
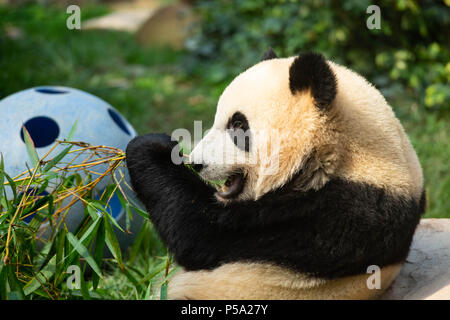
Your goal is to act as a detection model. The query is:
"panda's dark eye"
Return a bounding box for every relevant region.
[227,112,249,131]
[233,120,243,129]
[226,112,250,152]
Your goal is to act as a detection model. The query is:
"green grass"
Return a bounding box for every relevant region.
[0,2,448,300]
[397,105,450,218]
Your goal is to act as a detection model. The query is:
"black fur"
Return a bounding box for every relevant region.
[289,52,337,110]
[226,112,251,152]
[126,134,424,279]
[260,48,278,61]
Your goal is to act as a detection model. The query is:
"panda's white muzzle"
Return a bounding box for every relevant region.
[189,128,247,200]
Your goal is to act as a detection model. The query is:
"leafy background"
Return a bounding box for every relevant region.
[0,0,448,299]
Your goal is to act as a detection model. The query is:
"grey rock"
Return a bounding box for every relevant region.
[381,219,450,300]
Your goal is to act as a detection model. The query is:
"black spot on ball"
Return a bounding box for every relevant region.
[20,116,60,148]
[35,87,68,94]
[108,108,130,135]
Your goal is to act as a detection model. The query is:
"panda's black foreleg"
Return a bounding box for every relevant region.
[125,133,234,269]
[125,133,215,206]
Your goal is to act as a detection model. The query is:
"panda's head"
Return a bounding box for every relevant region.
[189,49,423,203]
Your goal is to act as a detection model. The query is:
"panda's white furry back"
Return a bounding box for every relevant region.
[126,49,425,299]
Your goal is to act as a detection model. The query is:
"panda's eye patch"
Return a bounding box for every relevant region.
[227,112,249,131]
[226,112,250,152]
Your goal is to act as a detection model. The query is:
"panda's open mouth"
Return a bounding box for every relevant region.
[215,172,245,200]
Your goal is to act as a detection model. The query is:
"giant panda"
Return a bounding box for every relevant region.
[125,49,425,299]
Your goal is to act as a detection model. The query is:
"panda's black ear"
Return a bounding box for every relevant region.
[289,52,337,110]
[260,47,278,62]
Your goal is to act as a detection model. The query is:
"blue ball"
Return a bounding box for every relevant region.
[0,86,136,178]
[0,86,143,248]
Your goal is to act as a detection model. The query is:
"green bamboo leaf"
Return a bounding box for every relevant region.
[1,170,17,205]
[79,263,91,300]
[37,236,57,272]
[160,282,168,300]
[125,203,131,231]
[0,198,8,213]
[62,174,77,189]
[125,264,145,278]
[86,203,101,221]
[139,260,166,283]
[92,218,105,290]
[55,228,66,283]
[127,221,148,265]
[144,281,153,300]
[75,216,101,247]
[23,257,56,296]
[116,190,132,231]
[44,171,58,180]
[6,265,25,300]
[104,216,123,267]
[121,267,142,291]
[43,146,72,173]
[91,201,124,232]
[46,196,54,226]
[0,264,7,300]
[22,125,40,169]
[63,231,73,273]
[0,154,5,206]
[0,213,7,225]
[67,120,78,141]
[7,292,23,300]
[130,204,149,220]
[66,232,102,278]
[31,288,54,299]
[36,179,49,195]
[69,290,103,300]
[23,195,51,221]
[162,265,179,283]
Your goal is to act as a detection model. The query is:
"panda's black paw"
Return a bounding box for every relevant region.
[126,133,182,167]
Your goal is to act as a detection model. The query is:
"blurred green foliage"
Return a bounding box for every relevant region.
[186,0,450,112]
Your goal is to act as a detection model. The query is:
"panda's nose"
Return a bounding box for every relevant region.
[191,163,204,173]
